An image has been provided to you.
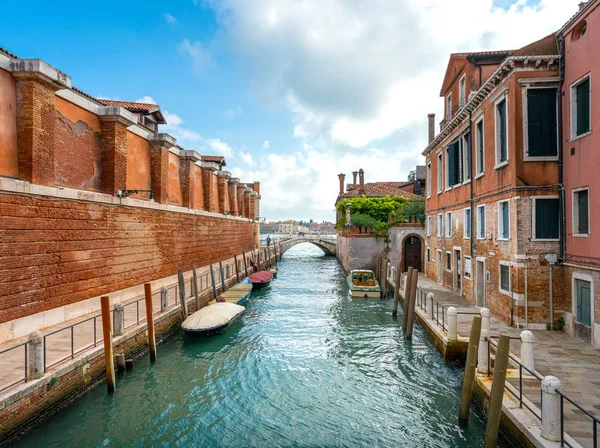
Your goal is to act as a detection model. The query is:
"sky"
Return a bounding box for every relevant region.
[0,0,581,222]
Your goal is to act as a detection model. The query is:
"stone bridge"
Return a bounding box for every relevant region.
[278,236,336,256]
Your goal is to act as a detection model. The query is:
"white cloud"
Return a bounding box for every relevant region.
[262,140,270,149]
[135,96,157,104]
[238,151,256,168]
[206,138,233,157]
[223,105,243,119]
[179,39,214,75]
[164,13,177,24]
[160,112,232,157]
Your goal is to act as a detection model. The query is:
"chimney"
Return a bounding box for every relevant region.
[338,173,346,195]
[352,171,358,185]
[428,113,435,144]
[358,169,365,195]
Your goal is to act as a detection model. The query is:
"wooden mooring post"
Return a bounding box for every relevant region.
[458,315,482,426]
[177,269,188,319]
[485,334,510,448]
[405,269,418,339]
[144,283,157,363]
[392,264,401,318]
[192,265,200,311]
[242,252,248,278]
[402,267,414,332]
[100,295,116,393]
[219,261,227,292]
[376,255,381,279]
[210,264,217,299]
[379,258,387,298]
[234,255,240,283]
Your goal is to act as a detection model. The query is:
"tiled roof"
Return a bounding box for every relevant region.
[512,33,558,57]
[450,50,513,58]
[72,87,104,105]
[340,182,421,199]
[201,155,227,166]
[0,47,17,59]
[96,99,159,112]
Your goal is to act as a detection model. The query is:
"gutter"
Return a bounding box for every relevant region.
[557,32,567,264]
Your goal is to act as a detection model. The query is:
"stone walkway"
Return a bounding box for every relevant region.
[413,273,600,448]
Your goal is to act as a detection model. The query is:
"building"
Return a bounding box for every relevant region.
[260,223,279,234]
[558,0,599,346]
[278,222,294,234]
[423,34,561,328]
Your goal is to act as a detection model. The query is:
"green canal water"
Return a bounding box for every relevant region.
[15,244,507,447]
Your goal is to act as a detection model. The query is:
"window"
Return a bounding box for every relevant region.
[459,75,466,107]
[574,189,590,236]
[427,216,432,237]
[571,76,591,138]
[526,88,558,158]
[437,214,443,237]
[533,197,560,240]
[446,139,462,188]
[437,153,443,193]
[499,263,511,294]
[475,119,485,176]
[495,97,508,166]
[498,200,510,240]
[464,256,471,279]
[446,93,453,121]
[464,208,471,238]
[446,252,452,271]
[446,212,452,237]
[426,248,431,263]
[477,205,486,239]
[463,131,471,182]
[427,162,432,197]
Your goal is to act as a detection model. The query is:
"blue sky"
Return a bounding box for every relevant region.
[0,0,580,221]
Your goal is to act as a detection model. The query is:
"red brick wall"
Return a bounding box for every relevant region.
[0,192,255,324]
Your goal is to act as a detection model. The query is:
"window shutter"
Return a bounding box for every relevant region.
[498,100,507,162]
[578,190,589,234]
[502,203,509,238]
[447,145,454,187]
[464,132,471,180]
[527,89,557,157]
[456,140,463,183]
[576,79,590,135]
[535,198,559,239]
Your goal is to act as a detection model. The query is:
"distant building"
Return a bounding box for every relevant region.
[278,222,294,234]
[260,223,279,234]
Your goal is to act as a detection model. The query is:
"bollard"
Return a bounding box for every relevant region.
[177,269,188,319]
[402,267,414,331]
[427,292,435,317]
[405,269,419,339]
[113,303,124,337]
[27,331,44,380]
[392,264,402,318]
[160,286,168,312]
[477,307,491,374]
[447,307,458,341]
[192,265,200,311]
[100,296,116,393]
[541,376,563,442]
[520,330,535,373]
[485,333,510,448]
[115,353,126,373]
[459,315,482,426]
[144,283,157,363]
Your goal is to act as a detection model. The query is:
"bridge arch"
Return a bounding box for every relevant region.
[279,237,336,257]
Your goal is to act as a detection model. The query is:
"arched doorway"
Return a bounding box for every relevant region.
[403,235,422,272]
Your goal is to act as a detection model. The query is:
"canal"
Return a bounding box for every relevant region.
[15,244,507,447]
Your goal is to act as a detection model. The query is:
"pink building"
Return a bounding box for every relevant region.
[559,0,600,346]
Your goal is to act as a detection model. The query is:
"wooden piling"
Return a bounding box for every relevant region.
[100,295,115,393]
[392,264,402,318]
[379,258,387,298]
[234,255,240,283]
[402,267,414,332]
[376,255,381,279]
[405,269,419,339]
[258,251,261,271]
[144,283,157,363]
[177,269,188,319]
[115,353,126,373]
[458,315,482,426]
[242,252,248,278]
[192,265,200,311]
[219,261,227,292]
[210,264,217,299]
[485,334,510,448]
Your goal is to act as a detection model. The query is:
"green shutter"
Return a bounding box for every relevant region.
[535,198,559,239]
[447,145,454,187]
[498,100,507,162]
[576,78,590,136]
[464,132,471,180]
[502,203,509,238]
[578,190,589,234]
[477,121,484,173]
[455,141,462,184]
[527,88,557,157]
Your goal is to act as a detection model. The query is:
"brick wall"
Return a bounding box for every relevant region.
[0,192,255,324]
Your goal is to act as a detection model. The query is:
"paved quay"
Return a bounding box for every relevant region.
[412,273,600,448]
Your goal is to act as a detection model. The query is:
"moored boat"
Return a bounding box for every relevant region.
[347,270,381,298]
[269,267,278,278]
[249,270,273,290]
[181,302,245,335]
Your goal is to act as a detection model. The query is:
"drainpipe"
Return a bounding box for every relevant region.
[525,256,529,329]
[557,32,566,264]
[469,109,475,301]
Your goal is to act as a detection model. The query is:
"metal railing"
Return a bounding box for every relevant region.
[558,390,600,448]
[0,342,28,392]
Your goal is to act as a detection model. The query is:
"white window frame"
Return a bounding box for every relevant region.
[494,93,509,169]
[437,152,443,194]
[437,213,443,237]
[446,251,452,272]
[499,261,511,296]
[446,93,453,121]
[570,73,592,141]
[462,131,471,184]
[463,207,471,239]
[531,195,560,241]
[573,188,591,237]
[446,212,452,237]
[459,74,466,108]
[426,247,431,263]
[477,204,486,240]
[475,116,485,178]
[522,82,560,161]
[427,162,432,198]
[464,255,472,279]
[427,216,432,237]
[497,200,510,240]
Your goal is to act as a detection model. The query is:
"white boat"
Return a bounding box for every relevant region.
[347,270,381,298]
[181,302,245,335]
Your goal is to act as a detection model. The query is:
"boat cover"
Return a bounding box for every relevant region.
[181,302,245,332]
[249,270,273,284]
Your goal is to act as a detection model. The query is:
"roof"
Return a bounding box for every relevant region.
[0,47,17,59]
[201,155,227,166]
[512,33,558,57]
[340,181,422,199]
[96,99,160,113]
[558,0,598,35]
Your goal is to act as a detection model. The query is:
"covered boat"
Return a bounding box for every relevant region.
[249,270,273,290]
[182,302,245,335]
[269,267,279,278]
[347,270,381,298]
